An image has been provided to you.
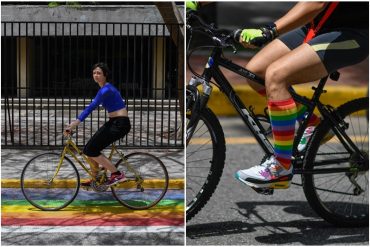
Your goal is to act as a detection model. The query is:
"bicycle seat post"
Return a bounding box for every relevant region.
[312,71,340,102]
[311,76,330,103]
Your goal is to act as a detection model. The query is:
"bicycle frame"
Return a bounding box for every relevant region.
[187,47,366,174]
[49,136,141,184]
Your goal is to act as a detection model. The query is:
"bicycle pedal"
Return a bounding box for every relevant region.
[252,187,274,195]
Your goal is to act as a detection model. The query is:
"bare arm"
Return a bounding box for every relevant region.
[275,2,328,35]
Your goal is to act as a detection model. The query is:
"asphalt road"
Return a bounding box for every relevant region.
[186,117,369,246]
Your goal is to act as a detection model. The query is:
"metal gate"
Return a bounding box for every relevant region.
[1,21,184,149]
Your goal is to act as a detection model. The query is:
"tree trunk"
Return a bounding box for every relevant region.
[155,2,184,123]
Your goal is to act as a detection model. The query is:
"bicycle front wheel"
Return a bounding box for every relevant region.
[21,153,80,211]
[303,97,369,226]
[112,152,169,210]
[186,107,226,221]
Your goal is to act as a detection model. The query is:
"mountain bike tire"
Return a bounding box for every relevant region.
[303,97,369,227]
[186,107,226,221]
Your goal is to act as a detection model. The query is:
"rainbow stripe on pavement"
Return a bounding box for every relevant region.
[1,186,184,232]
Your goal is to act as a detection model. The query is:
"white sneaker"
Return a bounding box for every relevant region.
[298,126,335,152]
[298,126,316,152]
[235,156,293,189]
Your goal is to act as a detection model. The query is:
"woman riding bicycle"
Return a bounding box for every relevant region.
[64,62,131,187]
[187,2,369,189]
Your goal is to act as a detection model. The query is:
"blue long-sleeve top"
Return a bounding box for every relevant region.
[78,83,126,122]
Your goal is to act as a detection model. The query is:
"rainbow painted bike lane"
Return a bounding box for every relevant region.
[1,149,184,245]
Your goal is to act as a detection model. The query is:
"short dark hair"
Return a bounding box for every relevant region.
[92,62,110,80]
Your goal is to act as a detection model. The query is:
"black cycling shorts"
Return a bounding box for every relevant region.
[83,116,131,157]
[278,26,369,73]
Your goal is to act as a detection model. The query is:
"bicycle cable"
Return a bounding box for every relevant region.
[186,14,238,91]
[187,33,229,90]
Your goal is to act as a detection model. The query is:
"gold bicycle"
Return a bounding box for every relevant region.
[21,133,169,211]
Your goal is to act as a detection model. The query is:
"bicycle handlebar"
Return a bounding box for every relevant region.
[187,12,240,52]
[64,129,75,139]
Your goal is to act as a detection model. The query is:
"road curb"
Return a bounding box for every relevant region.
[2,178,184,189]
[207,85,368,116]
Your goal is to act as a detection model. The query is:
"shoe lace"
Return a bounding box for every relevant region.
[303,126,315,136]
[260,156,277,169]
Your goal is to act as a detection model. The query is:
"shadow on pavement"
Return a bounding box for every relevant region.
[186,200,369,245]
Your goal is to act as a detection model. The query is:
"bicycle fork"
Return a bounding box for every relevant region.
[48,147,68,185]
[186,76,213,145]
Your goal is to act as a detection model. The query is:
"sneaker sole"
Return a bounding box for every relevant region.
[235,173,291,189]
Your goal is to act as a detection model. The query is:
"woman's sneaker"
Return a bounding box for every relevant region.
[105,172,126,186]
[298,126,335,152]
[298,126,316,152]
[235,156,293,189]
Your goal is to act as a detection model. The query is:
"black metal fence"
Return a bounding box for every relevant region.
[1,21,184,149]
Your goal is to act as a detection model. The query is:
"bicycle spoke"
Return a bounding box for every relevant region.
[112,152,168,210]
[186,107,226,221]
[304,98,368,226]
[21,153,79,210]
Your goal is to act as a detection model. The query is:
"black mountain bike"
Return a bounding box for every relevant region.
[186,13,369,227]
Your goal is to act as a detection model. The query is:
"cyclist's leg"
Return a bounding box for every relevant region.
[247,27,320,126]
[265,28,368,168]
[245,38,291,93]
[83,121,119,173]
[86,157,99,177]
[266,28,369,100]
[265,44,328,100]
[264,43,326,173]
[236,44,326,188]
[83,134,102,180]
[236,28,368,189]
[89,155,118,172]
[84,116,131,184]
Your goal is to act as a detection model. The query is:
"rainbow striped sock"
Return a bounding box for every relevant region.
[258,88,320,126]
[268,98,297,169]
[296,104,321,126]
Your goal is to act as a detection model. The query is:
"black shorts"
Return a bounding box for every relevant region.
[278,26,369,73]
[83,116,131,157]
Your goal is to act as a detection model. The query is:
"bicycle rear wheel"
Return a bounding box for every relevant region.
[186,107,226,221]
[112,152,169,210]
[303,97,369,226]
[21,153,80,211]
